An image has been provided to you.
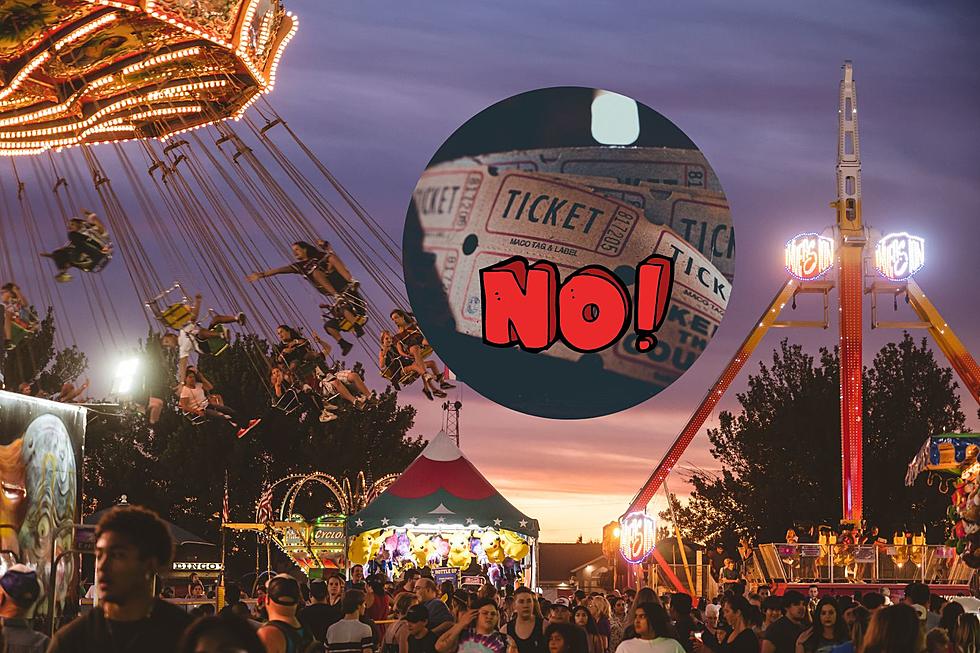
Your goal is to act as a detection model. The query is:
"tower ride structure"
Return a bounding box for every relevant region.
[619,61,980,589]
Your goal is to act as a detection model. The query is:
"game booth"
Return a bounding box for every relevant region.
[346,431,539,590]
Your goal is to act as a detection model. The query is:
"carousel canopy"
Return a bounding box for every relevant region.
[349,431,539,538]
[906,433,980,487]
[0,0,296,155]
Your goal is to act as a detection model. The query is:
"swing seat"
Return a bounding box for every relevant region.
[160,302,193,329]
[337,312,368,332]
[146,283,192,328]
[8,308,39,347]
[272,388,301,415]
[181,409,207,426]
[196,325,229,357]
[69,247,111,273]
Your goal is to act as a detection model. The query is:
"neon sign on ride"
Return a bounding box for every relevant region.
[618,512,657,564]
[784,233,834,280]
[875,232,925,281]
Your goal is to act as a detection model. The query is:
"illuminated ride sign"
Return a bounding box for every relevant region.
[785,233,835,280]
[875,232,925,281]
[619,512,657,564]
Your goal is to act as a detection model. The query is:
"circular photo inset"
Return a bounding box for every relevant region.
[403,87,735,419]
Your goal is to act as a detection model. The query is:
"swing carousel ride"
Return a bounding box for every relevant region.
[0,0,445,409]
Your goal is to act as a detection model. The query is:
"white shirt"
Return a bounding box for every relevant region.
[178,323,200,359]
[180,384,208,411]
[615,637,687,653]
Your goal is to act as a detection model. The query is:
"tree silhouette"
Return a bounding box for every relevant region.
[663,334,967,550]
[81,331,425,578]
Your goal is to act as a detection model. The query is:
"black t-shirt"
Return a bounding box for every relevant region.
[409,630,440,653]
[47,598,193,653]
[719,628,759,653]
[673,617,695,653]
[301,602,344,641]
[763,617,805,653]
[506,616,547,653]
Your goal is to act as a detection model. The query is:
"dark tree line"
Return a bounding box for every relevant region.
[4,319,426,578]
[662,334,969,550]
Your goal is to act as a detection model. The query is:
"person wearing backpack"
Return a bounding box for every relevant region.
[258,574,322,653]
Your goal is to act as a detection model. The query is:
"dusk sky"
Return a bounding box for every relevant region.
[269,1,980,541]
[5,1,980,542]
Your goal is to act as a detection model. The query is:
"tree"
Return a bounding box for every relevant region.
[663,334,968,550]
[1,308,87,392]
[82,332,426,577]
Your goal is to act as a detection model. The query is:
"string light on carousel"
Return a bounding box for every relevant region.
[0,0,296,155]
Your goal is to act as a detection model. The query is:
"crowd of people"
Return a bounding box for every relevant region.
[0,502,966,653]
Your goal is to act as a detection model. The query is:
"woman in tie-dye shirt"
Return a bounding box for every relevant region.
[436,598,518,653]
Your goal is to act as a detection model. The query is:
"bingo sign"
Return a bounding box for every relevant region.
[785,233,834,281]
[619,512,657,564]
[875,232,925,281]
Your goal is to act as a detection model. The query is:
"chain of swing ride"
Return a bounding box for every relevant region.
[0,60,411,398]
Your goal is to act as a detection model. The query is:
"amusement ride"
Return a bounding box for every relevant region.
[615,61,980,596]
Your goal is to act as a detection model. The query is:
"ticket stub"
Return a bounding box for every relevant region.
[533,173,735,282]
[412,166,729,386]
[429,146,725,194]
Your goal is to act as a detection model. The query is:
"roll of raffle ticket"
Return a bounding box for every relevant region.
[413,147,734,388]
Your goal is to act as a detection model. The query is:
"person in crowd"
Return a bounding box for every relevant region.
[177,614,266,653]
[939,601,964,641]
[589,595,613,653]
[438,581,455,606]
[829,606,869,653]
[417,578,455,635]
[217,582,247,619]
[702,604,720,639]
[435,598,515,653]
[300,579,339,642]
[327,589,375,653]
[0,563,47,653]
[669,593,696,653]
[859,593,885,612]
[926,627,951,653]
[186,573,205,598]
[795,597,848,653]
[48,505,192,652]
[608,597,627,653]
[694,596,759,653]
[905,582,941,631]
[614,602,683,653]
[384,592,417,653]
[622,588,659,641]
[550,599,573,625]
[806,587,820,623]
[365,579,390,631]
[505,586,547,653]
[547,622,589,653]
[41,209,112,282]
[179,368,261,437]
[761,596,784,632]
[348,565,365,589]
[573,605,605,653]
[257,574,318,653]
[957,614,980,653]
[403,604,440,653]
[862,604,921,653]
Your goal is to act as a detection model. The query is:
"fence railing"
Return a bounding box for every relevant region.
[754,542,973,584]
